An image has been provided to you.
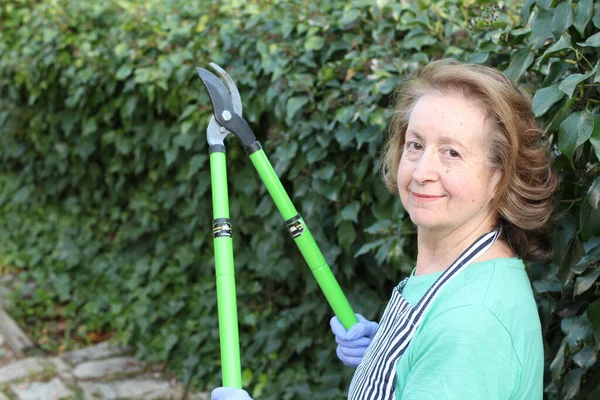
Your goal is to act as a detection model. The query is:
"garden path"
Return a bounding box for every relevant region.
[0,274,209,400]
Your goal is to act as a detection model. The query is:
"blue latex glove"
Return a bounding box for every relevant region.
[211,387,253,400]
[330,313,378,368]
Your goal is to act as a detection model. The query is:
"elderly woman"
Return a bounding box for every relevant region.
[212,59,559,400]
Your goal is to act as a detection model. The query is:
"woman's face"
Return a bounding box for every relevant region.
[397,93,502,235]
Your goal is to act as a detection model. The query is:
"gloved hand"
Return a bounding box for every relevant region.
[330,313,378,368]
[211,387,253,400]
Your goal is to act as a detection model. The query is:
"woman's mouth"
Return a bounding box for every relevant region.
[411,192,443,202]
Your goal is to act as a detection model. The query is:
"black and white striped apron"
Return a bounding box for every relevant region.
[348,230,500,400]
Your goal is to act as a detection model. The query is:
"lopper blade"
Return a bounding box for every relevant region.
[197,67,235,121]
[208,63,243,117]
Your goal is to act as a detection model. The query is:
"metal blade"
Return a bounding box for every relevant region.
[209,62,243,117]
[196,67,234,119]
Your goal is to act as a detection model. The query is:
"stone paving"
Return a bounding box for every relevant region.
[0,339,209,400]
[0,273,209,400]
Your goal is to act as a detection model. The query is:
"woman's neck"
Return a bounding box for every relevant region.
[414,218,500,276]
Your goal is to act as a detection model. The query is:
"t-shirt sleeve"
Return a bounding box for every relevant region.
[396,305,521,400]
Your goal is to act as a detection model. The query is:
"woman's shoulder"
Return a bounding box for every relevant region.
[418,256,540,352]
[467,257,529,288]
[434,257,535,315]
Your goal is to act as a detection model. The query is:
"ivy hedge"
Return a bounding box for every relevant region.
[0,0,599,398]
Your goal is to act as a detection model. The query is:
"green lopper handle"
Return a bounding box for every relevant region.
[210,151,242,388]
[249,148,358,330]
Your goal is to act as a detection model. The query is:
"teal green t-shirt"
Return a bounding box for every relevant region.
[395,258,543,400]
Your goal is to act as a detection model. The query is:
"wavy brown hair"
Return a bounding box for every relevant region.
[381,59,559,261]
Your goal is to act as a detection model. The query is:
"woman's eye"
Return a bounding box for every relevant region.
[406,142,423,151]
[444,148,460,158]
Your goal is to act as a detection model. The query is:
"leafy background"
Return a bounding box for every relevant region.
[0,0,599,398]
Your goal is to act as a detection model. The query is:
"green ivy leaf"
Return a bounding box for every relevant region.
[532,84,564,117]
[274,141,298,161]
[588,176,600,209]
[558,67,597,97]
[503,49,534,81]
[560,236,584,283]
[374,237,394,264]
[368,109,386,128]
[572,346,597,371]
[588,299,600,348]
[173,133,195,150]
[356,125,378,150]
[293,336,313,353]
[584,236,600,253]
[545,98,576,134]
[509,27,532,37]
[551,1,574,36]
[354,238,386,258]
[402,34,437,51]
[588,115,600,161]
[580,196,600,241]
[306,147,326,164]
[574,0,593,36]
[340,201,360,223]
[335,107,355,125]
[577,31,600,47]
[558,110,594,169]
[163,333,179,359]
[116,64,133,80]
[337,221,357,251]
[537,0,553,8]
[286,96,309,122]
[122,96,137,118]
[477,40,499,53]
[313,163,335,180]
[334,126,354,148]
[532,278,561,294]
[339,9,361,27]
[574,267,600,296]
[520,0,536,21]
[550,337,567,382]
[114,42,129,59]
[363,220,393,236]
[573,244,600,273]
[187,154,207,178]
[540,33,572,60]
[12,186,32,204]
[554,212,577,266]
[468,52,489,64]
[82,118,98,136]
[562,315,593,347]
[594,1,600,29]
[529,8,554,49]
[563,368,583,400]
[304,36,324,51]
[180,120,193,136]
[165,147,179,166]
[543,60,570,86]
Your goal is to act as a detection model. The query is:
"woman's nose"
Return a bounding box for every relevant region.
[411,149,440,184]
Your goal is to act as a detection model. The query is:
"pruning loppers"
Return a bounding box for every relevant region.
[197,63,358,388]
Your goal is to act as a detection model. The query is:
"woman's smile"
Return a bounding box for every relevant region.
[410,192,444,203]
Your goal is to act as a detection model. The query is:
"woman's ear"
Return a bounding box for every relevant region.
[489,168,504,201]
